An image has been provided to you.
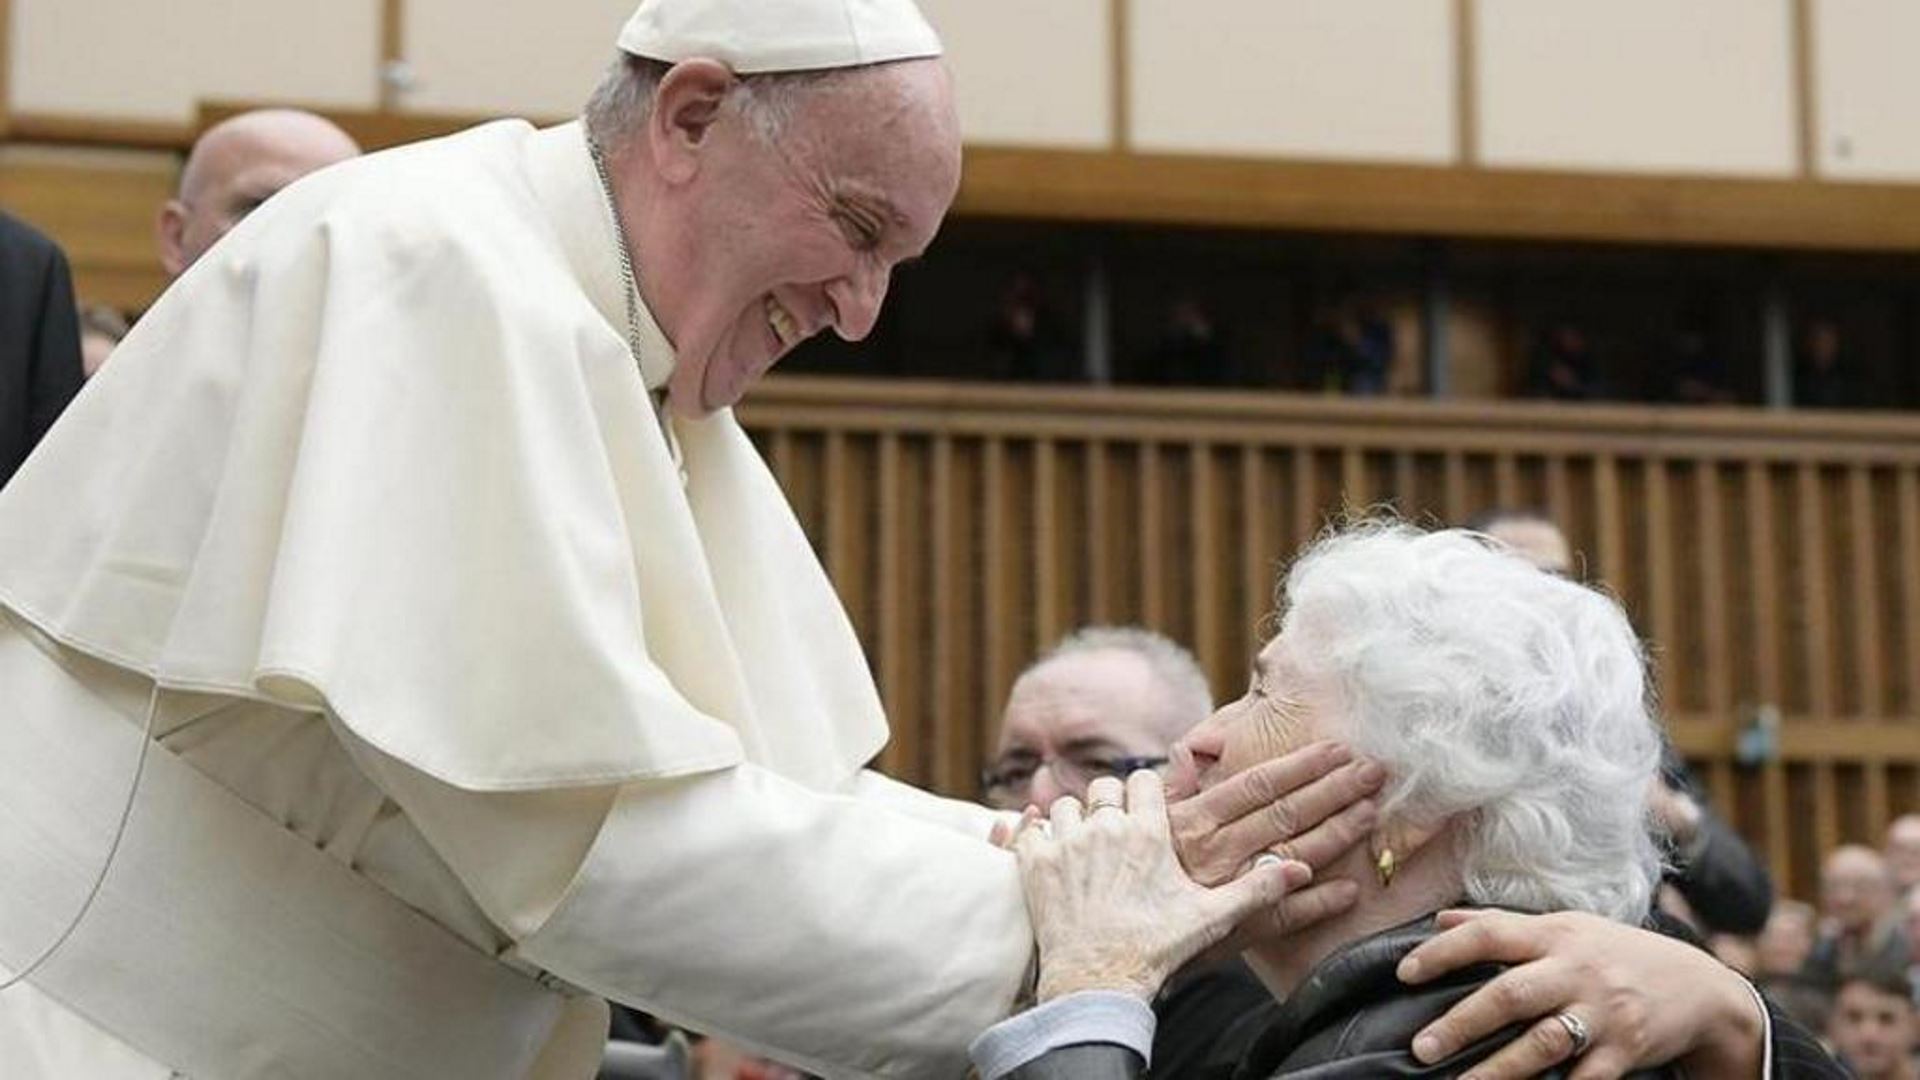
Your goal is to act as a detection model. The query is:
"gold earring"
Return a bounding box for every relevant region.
[1375,847,1397,889]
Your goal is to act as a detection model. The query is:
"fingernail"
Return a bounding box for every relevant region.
[1397,956,1422,982]
[1412,1034,1440,1062]
[1356,760,1387,785]
[1326,743,1352,763]
[1282,861,1313,887]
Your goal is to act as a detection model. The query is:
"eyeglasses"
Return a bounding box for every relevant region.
[979,753,1171,803]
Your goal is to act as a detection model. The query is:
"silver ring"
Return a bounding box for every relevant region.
[1553,1010,1591,1057]
[1086,797,1124,814]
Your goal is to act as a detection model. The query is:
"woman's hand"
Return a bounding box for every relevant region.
[1014,771,1310,1003]
[1165,740,1381,946]
[1396,909,1765,1080]
[1166,741,1383,886]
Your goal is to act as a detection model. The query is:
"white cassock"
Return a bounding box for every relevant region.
[0,119,1031,1079]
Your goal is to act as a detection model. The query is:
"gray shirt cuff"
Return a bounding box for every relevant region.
[968,991,1157,1080]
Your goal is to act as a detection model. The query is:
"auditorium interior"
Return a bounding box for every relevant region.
[3,1,1920,1074]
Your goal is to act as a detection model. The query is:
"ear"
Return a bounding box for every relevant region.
[648,58,736,185]
[157,200,189,277]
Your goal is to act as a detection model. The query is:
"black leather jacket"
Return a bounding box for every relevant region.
[1007,912,1843,1080]
[1225,916,1677,1079]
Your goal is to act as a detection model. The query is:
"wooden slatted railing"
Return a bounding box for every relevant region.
[740,376,1920,900]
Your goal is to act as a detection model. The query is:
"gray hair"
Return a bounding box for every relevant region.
[1023,626,1214,739]
[583,53,853,151]
[1277,521,1663,923]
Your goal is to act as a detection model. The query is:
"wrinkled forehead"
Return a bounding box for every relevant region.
[787,64,960,216]
[998,653,1167,751]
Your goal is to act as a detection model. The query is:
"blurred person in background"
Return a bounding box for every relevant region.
[1759,900,1822,980]
[78,305,130,379]
[985,626,1317,1080]
[1905,889,1920,1006]
[985,271,1078,382]
[983,626,1213,814]
[1793,318,1868,410]
[1807,846,1910,987]
[1306,290,1393,397]
[1663,317,1736,405]
[1825,966,1917,1080]
[1467,508,1773,936]
[157,108,361,277]
[1887,815,1920,899]
[1145,297,1233,387]
[1525,321,1602,401]
[0,211,84,489]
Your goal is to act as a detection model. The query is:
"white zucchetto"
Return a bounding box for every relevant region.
[617,0,942,74]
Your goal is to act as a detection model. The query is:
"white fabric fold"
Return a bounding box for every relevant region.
[0,120,886,794]
[511,763,1034,1080]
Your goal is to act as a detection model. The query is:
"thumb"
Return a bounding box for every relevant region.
[1205,857,1311,936]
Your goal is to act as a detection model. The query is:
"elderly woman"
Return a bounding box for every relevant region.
[974,523,1838,1079]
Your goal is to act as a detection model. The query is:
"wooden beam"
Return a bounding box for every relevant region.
[201,101,477,152]
[1,0,13,140]
[1108,0,1130,151]
[7,113,195,150]
[1454,0,1478,166]
[21,92,1920,254]
[954,146,1920,253]
[379,0,407,110]
[1794,0,1818,178]
[741,377,1920,463]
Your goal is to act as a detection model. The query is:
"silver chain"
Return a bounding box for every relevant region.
[585,131,682,475]
[585,133,647,376]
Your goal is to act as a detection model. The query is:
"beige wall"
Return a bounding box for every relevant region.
[1129,0,1456,164]
[400,0,631,118]
[1811,0,1920,182]
[8,0,1920,189]
[919,0,1110,148]
[1476,0,1798,177]
[10,0,379,123]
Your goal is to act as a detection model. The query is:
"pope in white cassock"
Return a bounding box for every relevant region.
[0,1,1358,1077]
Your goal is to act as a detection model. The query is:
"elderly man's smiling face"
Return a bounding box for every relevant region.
[649,58,960,413]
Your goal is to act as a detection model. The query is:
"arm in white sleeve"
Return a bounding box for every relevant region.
[848,768,1016,841]
[335,724,1034,1080]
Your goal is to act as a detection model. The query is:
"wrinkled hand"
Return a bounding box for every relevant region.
[1397,909,1765,1080]
[1166,741,1381,944]
[1014,772,1310,1003]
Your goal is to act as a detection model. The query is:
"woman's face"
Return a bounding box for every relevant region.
[1172,631,1332,797]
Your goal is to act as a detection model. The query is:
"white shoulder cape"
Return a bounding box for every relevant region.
[0,121,888,793]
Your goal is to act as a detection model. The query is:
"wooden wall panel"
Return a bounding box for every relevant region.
[743,377,1920,901]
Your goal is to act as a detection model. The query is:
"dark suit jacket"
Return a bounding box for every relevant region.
[0,212,85,488]
[1663,754,1774,936]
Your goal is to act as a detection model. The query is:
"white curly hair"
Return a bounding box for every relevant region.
[1275,521,1664,922]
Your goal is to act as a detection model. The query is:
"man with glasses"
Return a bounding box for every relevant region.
[984,626,1277,1080]
[982,626,1204,812]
